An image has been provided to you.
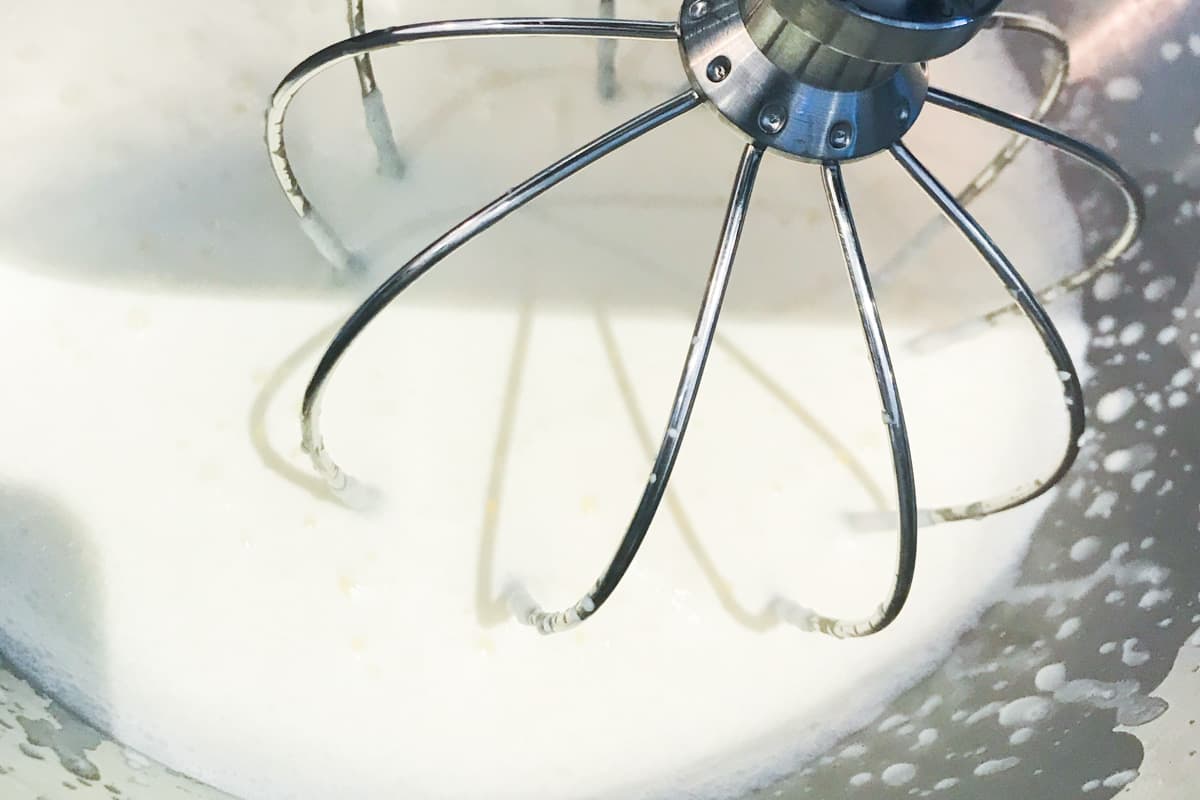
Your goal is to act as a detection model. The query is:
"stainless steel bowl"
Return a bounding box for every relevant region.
[1,1,1197,797]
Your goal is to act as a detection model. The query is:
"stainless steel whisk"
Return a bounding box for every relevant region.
[266,0,1143,638]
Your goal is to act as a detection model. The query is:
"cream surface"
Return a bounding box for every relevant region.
[0,2,1088,799]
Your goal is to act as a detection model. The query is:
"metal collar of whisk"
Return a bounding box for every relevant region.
[679,0,1000,161]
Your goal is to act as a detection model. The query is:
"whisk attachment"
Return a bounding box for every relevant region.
[267,0,1140,637]
[844,127,1095,534]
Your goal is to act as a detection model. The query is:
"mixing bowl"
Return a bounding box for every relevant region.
[1,0,1197,797]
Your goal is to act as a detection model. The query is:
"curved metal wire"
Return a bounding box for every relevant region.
[911,87,1144,349]
[590,302,777,632]
[525,204,893,510]
[266,17,681,275]
[295,89,699,502]
[348,0,406,178]
[264,10,1138,639]
[775,163,919,639]
[346,1,625,178]
[961,12,1071,206]
[511,143,764,634]
[876,11,1070,282]
[850,142,1086,531]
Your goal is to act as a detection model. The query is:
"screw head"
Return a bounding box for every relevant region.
[829,121,854,150]
[896,102,911,123]
[706,55,731,83]
[758,104,787,135]
[688,0,710,19]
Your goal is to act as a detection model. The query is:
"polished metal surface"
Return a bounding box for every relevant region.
[891,140,1085,523]
[873,10,1072,282]
[949,13,1070,207]
[746,2,1200,797]
[741,1,903,92]
[851,81,1147,529]
[265,15,681,274]
[523,143,764,634]
[680,0,928,161]
[788,161,917,639]
[293,86,703,500]
[759,0,1001,63]
[304,87,707,632]
[346,0,406,177]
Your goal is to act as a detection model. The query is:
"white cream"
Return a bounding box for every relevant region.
[0,1,1089,799]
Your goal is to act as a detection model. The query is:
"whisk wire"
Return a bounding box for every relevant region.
[886,141,1086,526]
[267,5,1140,638]
[267,17,682,272]
[911,87,1144,349]
[959,12,1072,208]
[776,163,918,639]
[520,143,765,634]
[875,11,1071,285]
[298,89,701,505]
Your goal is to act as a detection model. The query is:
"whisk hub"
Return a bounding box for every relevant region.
[680,0,929,161]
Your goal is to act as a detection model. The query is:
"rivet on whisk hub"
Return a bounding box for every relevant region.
[706,55,731,82]
[758,104,787,135]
